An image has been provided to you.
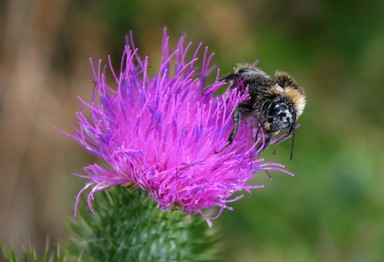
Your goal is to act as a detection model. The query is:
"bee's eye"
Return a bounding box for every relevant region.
[269,103,287,117]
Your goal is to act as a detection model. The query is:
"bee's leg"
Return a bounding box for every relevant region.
[215,103,252,154]
[262,133,273,151]
[230,111,240,141]
[215,105,241,153]
[219,73,237,82]
[255,128,273,179]
[262,134,275,180]
[253,123,273,152]
[204,74,236,95]
[255,124,262,143]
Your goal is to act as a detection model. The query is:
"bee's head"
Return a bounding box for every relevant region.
[262,98,296,132]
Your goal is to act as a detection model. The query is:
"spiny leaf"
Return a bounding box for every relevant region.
[66,186,219,261]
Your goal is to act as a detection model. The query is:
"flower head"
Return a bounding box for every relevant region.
[64,29,293,225]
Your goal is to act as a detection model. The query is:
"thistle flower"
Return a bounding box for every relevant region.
[64,29,293,226]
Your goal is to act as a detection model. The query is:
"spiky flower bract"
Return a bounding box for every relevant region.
[65,29,293,225]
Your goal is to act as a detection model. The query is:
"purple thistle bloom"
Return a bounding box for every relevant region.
[63,29,293,226]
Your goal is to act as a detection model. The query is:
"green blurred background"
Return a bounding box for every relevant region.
[1,0,384,261]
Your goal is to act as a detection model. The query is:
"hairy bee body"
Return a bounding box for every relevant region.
[218,64,306,159]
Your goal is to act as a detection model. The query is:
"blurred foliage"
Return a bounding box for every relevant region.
[1,241,65,262]
[2,0,384,261]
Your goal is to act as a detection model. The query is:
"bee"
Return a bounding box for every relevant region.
[217,64,306,160]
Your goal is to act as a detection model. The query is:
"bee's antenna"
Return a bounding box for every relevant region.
[265,170,272,180]
[289,125,296,160]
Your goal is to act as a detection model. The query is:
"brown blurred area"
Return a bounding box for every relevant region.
[0,0,96,252]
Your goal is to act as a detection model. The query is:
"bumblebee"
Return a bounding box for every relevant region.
[217,64,306,159]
